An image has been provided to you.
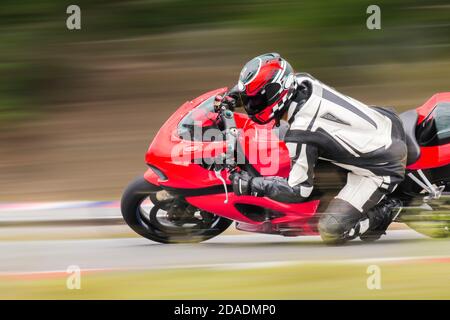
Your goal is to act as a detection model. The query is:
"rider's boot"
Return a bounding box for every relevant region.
[359,198,402,242]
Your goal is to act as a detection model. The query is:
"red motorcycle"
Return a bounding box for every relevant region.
[121,88,450,243]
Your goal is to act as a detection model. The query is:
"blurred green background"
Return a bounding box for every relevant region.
[0,0,449,201]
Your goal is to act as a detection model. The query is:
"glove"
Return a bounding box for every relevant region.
[230,171,253,196]
[214,94,236,111]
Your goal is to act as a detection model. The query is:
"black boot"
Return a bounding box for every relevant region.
[360,198,402,242]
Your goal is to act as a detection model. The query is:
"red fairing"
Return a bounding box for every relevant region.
[145,88,229,189]
[407,92,450,170]
[186,194,320,235]
[143,87,319,235]
[416,92,450,124]
[143,168,160,186]
[407,145,450,170]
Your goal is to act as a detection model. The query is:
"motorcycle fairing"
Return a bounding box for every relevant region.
[407,92,450,170]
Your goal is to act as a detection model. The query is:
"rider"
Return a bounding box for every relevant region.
[220,53,407,244]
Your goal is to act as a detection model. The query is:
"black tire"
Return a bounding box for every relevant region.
[401,194,450,238]
[121,176,233,243]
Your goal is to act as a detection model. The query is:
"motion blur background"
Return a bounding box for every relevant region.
[1,0,450,300]
[1,0,449,201]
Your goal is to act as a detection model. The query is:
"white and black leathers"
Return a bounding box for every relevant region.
[248,73,407,218]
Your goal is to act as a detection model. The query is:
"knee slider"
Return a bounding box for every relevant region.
[319,214,348,237]
[319,212,361,244]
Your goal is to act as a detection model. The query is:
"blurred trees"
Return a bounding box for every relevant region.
[1,0,449,122]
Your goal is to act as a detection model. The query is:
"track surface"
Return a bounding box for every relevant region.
[1,230,449,273]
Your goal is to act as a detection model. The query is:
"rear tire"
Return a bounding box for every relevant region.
[121,177,233,243]
[402,195,450,238]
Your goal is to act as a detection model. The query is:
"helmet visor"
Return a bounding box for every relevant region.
[244,83,282,115]
[244,93,268,115]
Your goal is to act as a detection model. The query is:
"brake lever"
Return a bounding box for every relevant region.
[214,167,229,204]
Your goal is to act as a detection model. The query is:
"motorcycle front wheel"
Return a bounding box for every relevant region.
[121,177,233,243]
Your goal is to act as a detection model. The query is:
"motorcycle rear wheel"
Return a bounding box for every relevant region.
[402,194,450,238]
[121,177,233,243]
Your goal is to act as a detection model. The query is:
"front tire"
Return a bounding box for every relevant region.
[121,177,233,243]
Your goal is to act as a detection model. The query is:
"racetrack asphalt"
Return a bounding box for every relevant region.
[0,229,449,274]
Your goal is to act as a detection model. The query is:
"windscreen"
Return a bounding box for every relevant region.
[177,96,223,141]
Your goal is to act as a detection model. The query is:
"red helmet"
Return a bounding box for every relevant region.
[238,53,297,124]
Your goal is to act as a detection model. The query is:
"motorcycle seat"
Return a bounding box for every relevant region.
[399,110,421,165]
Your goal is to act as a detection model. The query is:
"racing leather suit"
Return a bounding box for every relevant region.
[231,73,408,242]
